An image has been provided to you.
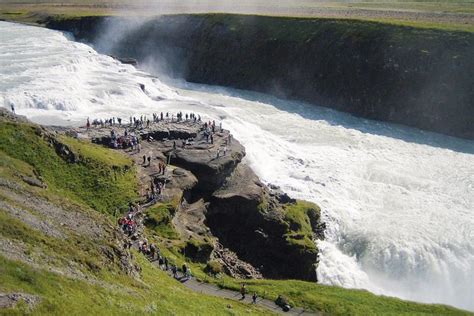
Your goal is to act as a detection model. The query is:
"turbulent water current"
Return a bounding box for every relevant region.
[1,21,473,311]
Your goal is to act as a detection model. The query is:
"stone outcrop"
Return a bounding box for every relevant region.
[82,120,324,281]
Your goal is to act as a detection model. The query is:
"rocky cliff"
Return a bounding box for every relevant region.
[45,14,474,140]
[84,118,324,281]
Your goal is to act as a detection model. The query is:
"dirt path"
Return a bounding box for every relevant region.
[159,264,318,316]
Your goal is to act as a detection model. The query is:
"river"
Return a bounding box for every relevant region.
[1,21,473,311]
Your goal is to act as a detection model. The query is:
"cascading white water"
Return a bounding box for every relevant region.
[1,21,473,311]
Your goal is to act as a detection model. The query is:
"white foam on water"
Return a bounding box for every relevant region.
[1,21,473,311]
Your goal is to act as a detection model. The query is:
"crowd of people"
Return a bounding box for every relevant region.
[86,111,203,131]
[146,177,165,204]
[117,200,192,280]
[118,202,140,238]
[86,112,233,159]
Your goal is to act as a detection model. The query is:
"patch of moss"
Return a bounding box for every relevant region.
[205,260,224,275]
[182,238,214,263]
[143,203,179,239]
[283,200,320,252]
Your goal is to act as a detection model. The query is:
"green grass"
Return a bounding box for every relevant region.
[0,255,271,315]
[0,207,111,276]
[59,135,132,167]
[209,277,471,315]
[0,122,138,215]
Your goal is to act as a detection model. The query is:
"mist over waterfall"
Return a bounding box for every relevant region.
[1,21,473,311]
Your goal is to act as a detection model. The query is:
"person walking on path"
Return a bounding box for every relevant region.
[252,293,257,304]
[182,263,188,276]
[240,284,246,299]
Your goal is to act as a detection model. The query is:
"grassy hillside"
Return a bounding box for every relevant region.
[0,122,137,214]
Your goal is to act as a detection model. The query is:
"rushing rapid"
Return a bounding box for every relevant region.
[1,21,473,311]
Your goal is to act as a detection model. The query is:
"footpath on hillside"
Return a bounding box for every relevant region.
[79,114,319,315]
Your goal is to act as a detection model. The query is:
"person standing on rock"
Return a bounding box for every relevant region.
[86,117,90,130]
[10,103,15,114]
[216,148,220,159]
[142,155,146,165]
[147,156,151,166]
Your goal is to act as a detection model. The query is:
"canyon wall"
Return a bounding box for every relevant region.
[46,14,474,139]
